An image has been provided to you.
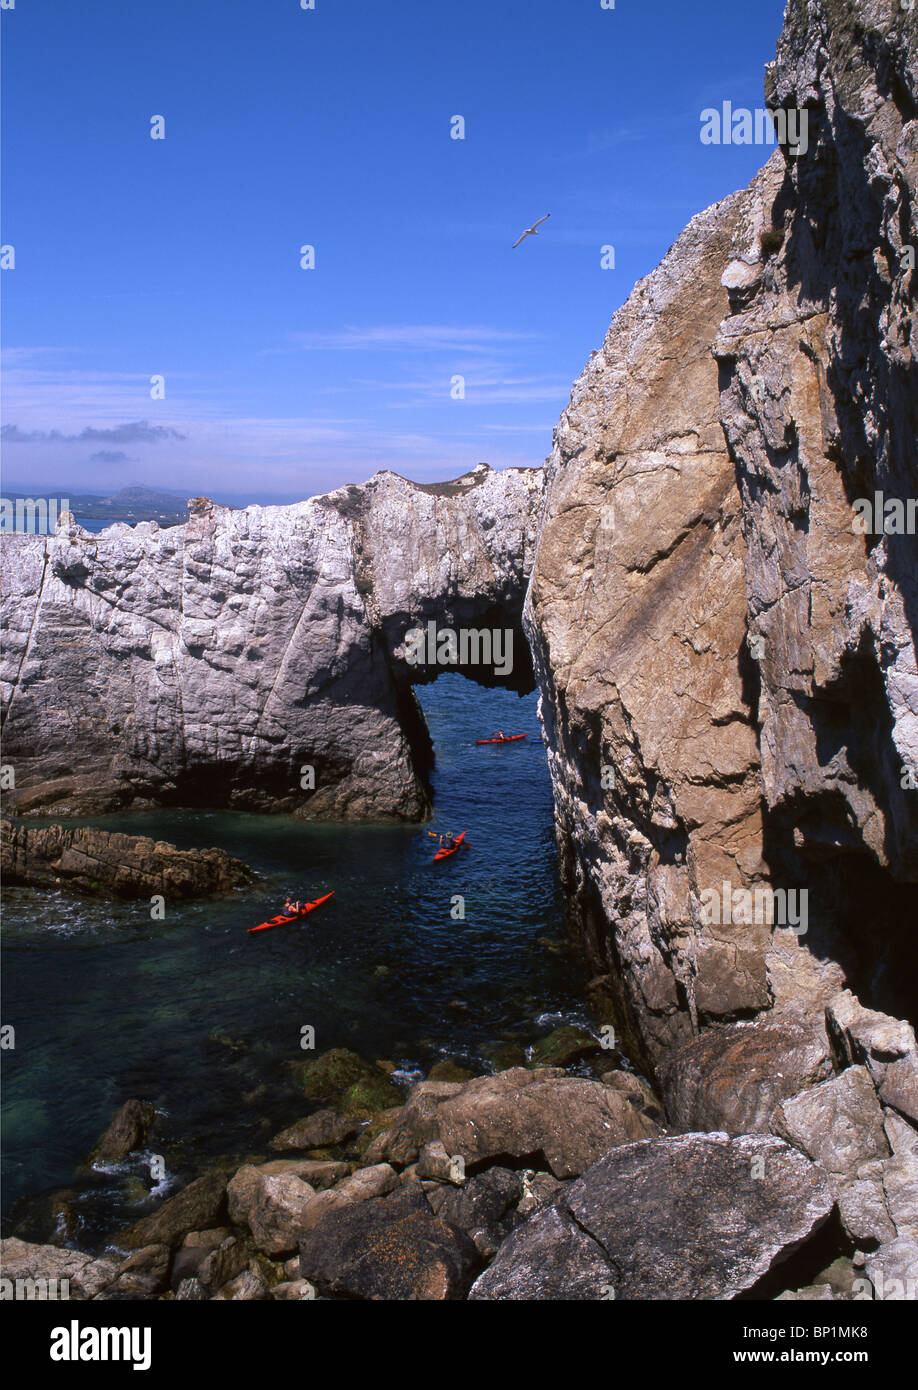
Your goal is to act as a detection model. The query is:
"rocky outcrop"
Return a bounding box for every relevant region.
[0,819,254,899]
[0,464,542,820]
[470,1133,834,1301]
[87,1099,156,1165]
[524,0,917,1071]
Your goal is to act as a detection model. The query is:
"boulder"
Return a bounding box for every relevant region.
[121,1169,230,1250]
[293,1163,401,1236]
[171,1234,248,1292]
[430,1168,522,1259]
[226,1167,317,1256]
[362,1082,464,1166]
[437,1068,660,1178]
[87,1099,155,1165]
[528,1026,605,1070]
[107,1244,171,1299]
[269,1111,360,1151]
[211,1268,270,1301]
[471,1133,834,1300]
[299,1048,402,1117]
[771,1066,890,1178]
[657,1021,832,1134]
[298,1185,480,1300]
[0,1237,118,1300]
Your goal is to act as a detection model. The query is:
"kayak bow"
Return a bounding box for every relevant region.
[248,891,335,935]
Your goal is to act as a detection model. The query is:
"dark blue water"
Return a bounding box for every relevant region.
[1,676,592,1246]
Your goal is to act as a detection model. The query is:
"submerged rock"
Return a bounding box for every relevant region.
[528,1025,605,1070]
[298,1048,402,1117]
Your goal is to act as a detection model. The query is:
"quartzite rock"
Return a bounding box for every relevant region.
[657,1020,832,1134]
[0,465,543,821]
[436,1067,661,1178]
[0,1237,119,1300]
[1,820,254,900]
[471,1133,834,1301]
[87,1099,156,1164]
[298,1184,480,1301]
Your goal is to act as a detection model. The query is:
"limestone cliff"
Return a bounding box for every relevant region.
[0,464,543,819]
[525,0,917,1067]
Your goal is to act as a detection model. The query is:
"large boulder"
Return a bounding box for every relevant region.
[121,1169,230,1250]
[436,1068,660,1178]
[471,1133,834,1300]
[0,1237,119,1300]
[298,1185,480,1300]
[657,1020,832,1133]
[771,1066,890,1179]
[226,1167,317,1257]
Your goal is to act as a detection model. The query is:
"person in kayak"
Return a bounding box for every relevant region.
[439,832,457,851]
[283,896,305,915]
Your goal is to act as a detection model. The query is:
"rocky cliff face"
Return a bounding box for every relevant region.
[525,0,917,1067]
[0,464,542,819]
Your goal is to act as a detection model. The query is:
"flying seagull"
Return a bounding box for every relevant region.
[512,213,550,249]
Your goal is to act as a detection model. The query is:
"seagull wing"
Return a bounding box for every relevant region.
[511,232,528,248]
[533,213,551,229]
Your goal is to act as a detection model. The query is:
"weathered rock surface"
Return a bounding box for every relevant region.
[771,1066,890,1179]
[523,0,917,1074]
[298,1184,480,1300]
[470,1133,834,1300]
[121,1169,230,1250]
[658,1020,832,1134]
[87,1099,156,1164]
[436,1067,661,1178]
[1,820,253,899]
[0,1237,118,1300]
[226,1167,318,1256]
[0,464,542,820]
[269,1111,361,1152]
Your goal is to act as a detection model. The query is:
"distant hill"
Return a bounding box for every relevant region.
[2,485,189,527]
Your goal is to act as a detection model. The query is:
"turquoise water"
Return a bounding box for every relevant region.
[1,676,593,1247]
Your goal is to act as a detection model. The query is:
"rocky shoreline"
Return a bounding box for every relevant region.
[0,820,256,899]
[3,1000,915,1301]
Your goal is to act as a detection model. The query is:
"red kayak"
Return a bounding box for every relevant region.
[433,831,467,862]
[475,734,528,745]
[248,891,335,935]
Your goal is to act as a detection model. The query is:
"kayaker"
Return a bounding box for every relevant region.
[284,897,304,914]
[439,832,457,851]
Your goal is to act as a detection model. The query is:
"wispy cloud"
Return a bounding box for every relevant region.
[277,324,544,354]
[1,421,186,444]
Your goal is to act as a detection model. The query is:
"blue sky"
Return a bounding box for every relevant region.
[1,0,785,504]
